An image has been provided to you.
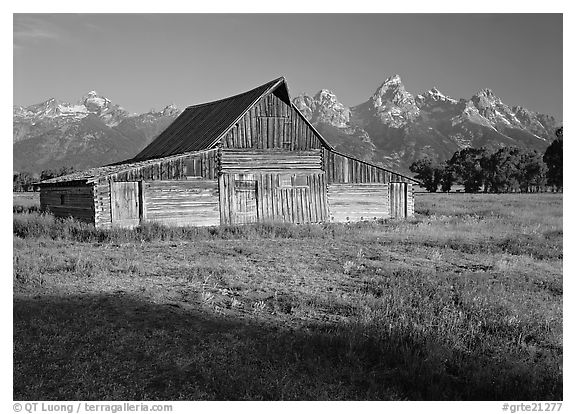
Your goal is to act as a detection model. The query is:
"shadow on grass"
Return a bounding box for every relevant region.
[14,293,562,401]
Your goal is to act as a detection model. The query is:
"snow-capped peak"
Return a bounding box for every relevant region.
[373,75,410,98]
[383,74,402,85]
[293,89,350,128]
[80,90,110,107]
[314,89,341,105]
[416,87,458,105]
[429,87,443,96]
[475,88,497,100]
[160,104,181,117]
[14,90,130,127]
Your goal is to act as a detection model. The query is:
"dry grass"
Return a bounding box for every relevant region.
[13,193,562,400]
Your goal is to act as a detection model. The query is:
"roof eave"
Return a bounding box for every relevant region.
[327,149,420,184]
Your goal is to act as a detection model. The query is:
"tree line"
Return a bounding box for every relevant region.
[13,166,76,192]
[410,127,563,193]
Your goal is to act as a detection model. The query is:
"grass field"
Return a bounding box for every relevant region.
[13,192,563,400]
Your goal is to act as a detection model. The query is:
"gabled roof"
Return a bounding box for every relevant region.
[131,77,333,163]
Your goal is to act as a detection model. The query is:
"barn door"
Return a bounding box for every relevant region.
[111,181,141,228]
[233,174,258,224]
[274,174,314,224]
[389,182,407,219]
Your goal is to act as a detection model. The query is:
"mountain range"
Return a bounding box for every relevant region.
[13,91,180,175]
[13,76,561,175]
[294,75,561,172]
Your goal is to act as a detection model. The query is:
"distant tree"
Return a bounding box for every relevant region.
[409,157,443,192]
[40,166,76,181]
[13,172,34,192]
[543,128,563,190]
[447,147,488,193]
[485,147,523,193]
[518,150,547,192]
[439,163,455,192]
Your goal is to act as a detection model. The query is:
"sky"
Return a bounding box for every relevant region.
[13,13,563,119]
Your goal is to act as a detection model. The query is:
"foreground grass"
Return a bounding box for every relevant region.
[13,193,562,400]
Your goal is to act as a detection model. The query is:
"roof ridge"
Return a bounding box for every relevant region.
[185,77,285,109]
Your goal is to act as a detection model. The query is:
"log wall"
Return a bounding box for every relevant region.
[221,149,322,173]
[40,184,95,224]
[327,183,390,222]
[143,180,220,227]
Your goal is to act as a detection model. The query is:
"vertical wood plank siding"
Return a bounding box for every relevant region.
[222,94,323,150]
[105,149,220,182]
[94,180,112,228]
[40,184,95,224]
[389,182,415,219]
[219,172,327,225]
[406,184,414,217]
[110,181,141,228]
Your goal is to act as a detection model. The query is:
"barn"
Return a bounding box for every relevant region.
[38,77,418,228]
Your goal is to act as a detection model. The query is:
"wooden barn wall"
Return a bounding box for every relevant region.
[107,149,219,182]
[323,149,412,184]
[406,184,414,217]
[219,172,327,225]
[220,149,322,173]
[221,93,323,150]
[94,180,112,228]
[327,183,390,223]
[388,182,415,219]
[40,184,95,224]
[144,180,220,227]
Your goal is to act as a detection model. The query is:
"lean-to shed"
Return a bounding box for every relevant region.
[38,77,418,228]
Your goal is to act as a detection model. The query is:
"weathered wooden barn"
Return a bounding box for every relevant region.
[38,77,418,228]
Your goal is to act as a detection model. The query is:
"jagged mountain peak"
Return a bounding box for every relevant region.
[512,105,533,116]
[79,90,112,107]
[293,89,350,128]
[361,74,420,127]
[144,104,181,117]
[373,75,406,96]
[371,74,414,102]
[416,87,457,105]
[476,88,495,98]
[383,74,402,85]
[314,89,339,100]
[472,88,504,106]
[160,104,180,116]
